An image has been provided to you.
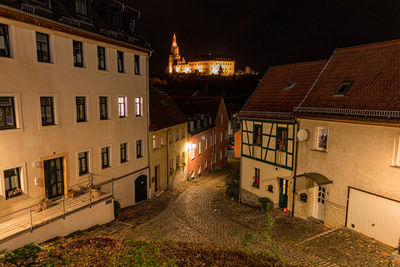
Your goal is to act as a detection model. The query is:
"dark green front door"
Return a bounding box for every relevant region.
[44,157,64,199]
[135,175,148,203]
[279,178,288,208]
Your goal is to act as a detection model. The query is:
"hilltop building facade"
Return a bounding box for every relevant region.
[168,33,235,75]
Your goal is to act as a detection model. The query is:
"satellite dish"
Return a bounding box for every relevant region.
[297,129,309,142]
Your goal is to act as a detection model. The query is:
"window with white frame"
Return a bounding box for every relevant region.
[175,129,179,141]
[0,23,11,58]
[161,135,165,146]
[316,127,328,151]
[101,147,110,169]
[134,54,140,75]
[181,127,185,139]
[76,96,87,122]
[205,137,208,150]
[392,136,400,166]
[78,151,89,176]
[153,135,157,150]
[136,140,143,158]
[204,159,208,169]
[0,97,16,130]
[4,167,22,199]
[120,143,128,163]
[40,96,55,126]
[118,96,127,118]
[135,97,143,117]
[99,96,108,120]
[191,143,195,160]
[198,141,202,155]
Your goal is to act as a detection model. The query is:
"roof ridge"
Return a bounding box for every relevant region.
[335,39,400,53]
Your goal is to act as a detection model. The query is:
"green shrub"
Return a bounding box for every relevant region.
[225,167,240,200]
[0,244,41,266]
[258,197,272,211]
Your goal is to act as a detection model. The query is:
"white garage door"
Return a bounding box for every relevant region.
[347,188,400,247]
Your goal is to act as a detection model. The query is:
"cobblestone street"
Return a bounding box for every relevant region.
[42,167,396,266]
[128,168,396,266]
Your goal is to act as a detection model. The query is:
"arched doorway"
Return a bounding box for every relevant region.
[135,175,147,203]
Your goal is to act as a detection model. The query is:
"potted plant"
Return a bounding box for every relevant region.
[7,188,22,199]
[67,188,79,199]
[391,238,400,262]
[34,198,50,212]
[91,185,102,198]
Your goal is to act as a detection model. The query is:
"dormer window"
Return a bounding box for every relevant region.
[75,0,88,17]
[283,81,296,89]
[129,17,136,33]
[334,81,353,96]
[111,9,121,29]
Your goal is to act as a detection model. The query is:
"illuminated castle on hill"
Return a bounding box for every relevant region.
[168,33,235,75]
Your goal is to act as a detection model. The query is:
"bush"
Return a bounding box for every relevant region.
[0,244,41,266]
[225,167,240,200]
[114,199,121,219]
[258,197,272,211]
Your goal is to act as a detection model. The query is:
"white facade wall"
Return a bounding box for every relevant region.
[0,17,149,214]
[296,118,400,227]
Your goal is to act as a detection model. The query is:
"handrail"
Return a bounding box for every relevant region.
[294,106,400,118]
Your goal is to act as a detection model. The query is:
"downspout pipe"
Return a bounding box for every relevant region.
[292,118,300,217]
[166,129,170,190]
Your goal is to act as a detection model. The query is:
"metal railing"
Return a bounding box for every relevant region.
[0,174,115,242]
[294,106,400,119]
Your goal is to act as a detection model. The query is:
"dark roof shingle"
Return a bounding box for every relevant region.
[240,60,328,119]
[150,88,187,131]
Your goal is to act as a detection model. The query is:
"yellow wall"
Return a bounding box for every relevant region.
[149,123,188,196]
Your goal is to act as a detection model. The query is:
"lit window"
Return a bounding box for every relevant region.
[4,168,22,199]
[118,96,127,118]
[78,151,89,176]
[135,97,143,117]
[204,159,208,169]
[316,128,328,151]
[198,141,201,155]
[153,135,157,149]
[0,23,10,58]
[334,81,353,96]
[161,135,165,146]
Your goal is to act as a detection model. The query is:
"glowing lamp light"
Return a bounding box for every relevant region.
[169,67,172,73]
[183,66,191,73]
[196,65,203,72]
[185,143,191,152]
[191,143,196,149]
[283,208,288,213]
[211,65,220,74]
[176,66,181,72]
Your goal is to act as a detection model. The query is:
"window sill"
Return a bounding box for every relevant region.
[101,166,111,170]
[311,149,327,153]
[390,165,400,169]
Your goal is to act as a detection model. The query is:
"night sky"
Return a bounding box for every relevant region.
[133,0,400,76]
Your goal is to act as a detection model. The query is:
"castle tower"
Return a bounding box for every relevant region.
[168,33,181,73]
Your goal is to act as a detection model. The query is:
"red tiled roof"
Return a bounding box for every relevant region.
[149,87,187,131]
[297,40,400,120]
[240,60,328,119]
